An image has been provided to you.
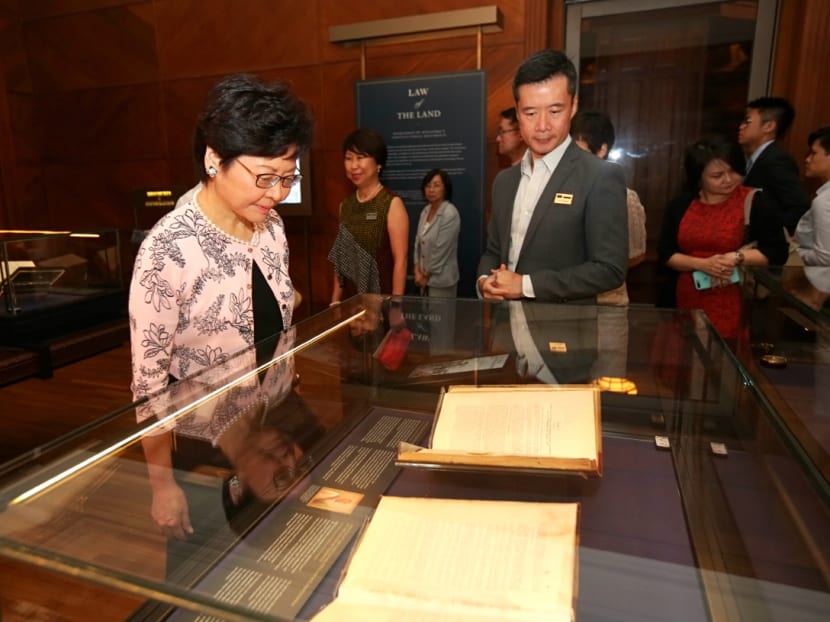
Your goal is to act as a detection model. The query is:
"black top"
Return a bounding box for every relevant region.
[253,261,284,367]
[743,142,810,235]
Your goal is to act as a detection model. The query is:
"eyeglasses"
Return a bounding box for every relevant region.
[497,128,519,136]
[740,116,770,127]
[236,159,302,189]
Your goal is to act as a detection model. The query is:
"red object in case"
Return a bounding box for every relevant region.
[373,327,413,370]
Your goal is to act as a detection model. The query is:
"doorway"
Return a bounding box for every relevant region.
[565,0,778,303]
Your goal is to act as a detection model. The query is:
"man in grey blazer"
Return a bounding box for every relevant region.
[477,49,628,303]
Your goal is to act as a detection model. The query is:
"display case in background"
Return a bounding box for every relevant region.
[0,295,828,622]
[742,265,830,496]
[0,229,127,380]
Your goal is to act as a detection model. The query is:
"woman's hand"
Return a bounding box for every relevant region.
[702,253,736,276]
[701,253,738,288]
[413,265,428,289]
[388,305,406,330]
[151,481,193,541]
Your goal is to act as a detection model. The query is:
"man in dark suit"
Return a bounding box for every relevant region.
[477,49,628,303]
[739,96,810,235]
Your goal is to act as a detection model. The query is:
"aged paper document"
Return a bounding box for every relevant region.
[397,385,601,475]
[311,496,579,622]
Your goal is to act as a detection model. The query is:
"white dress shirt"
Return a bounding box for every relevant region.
[510,136,572,297]
[796,181,830,266]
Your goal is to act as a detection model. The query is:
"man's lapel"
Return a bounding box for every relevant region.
[502,166,523,264]
[748,142,777,177]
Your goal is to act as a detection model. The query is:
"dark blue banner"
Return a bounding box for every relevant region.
[356,71,487,298]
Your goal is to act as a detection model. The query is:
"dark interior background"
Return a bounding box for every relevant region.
[0,0,827,316]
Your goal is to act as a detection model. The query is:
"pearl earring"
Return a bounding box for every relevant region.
[207,165,218,177]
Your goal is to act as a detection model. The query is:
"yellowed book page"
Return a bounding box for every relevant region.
[312,496,577,622]
[311,600,566,621]
[431,387,597,460]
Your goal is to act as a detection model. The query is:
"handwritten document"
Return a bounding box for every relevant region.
[311,496,578,622]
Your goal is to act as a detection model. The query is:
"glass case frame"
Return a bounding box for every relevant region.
[0,295,828,622]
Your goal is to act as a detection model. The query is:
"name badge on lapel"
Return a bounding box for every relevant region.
[549,341,568,353]
[366,212,378,221]
[554,193,573,205]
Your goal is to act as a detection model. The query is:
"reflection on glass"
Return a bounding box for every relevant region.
[575,1,761,243]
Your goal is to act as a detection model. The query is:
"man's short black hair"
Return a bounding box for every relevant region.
[571,110,615,157]
[808,126,830,154]
[747,96,796,138]
[499,107,518,124]
[513,49,578,101]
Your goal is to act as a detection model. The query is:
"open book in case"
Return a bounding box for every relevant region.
[311,496,580,622]
[397,384,602,477]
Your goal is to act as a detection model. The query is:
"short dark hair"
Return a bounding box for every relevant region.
[683,135,745,193]
[193,74,313,182]
[342,128,388,169]
[513,49,578,101]
[747,96,796,138]
[571,110,615,157]
[808,126,830,154]
[499,107,518,125]
[421,169,453,202]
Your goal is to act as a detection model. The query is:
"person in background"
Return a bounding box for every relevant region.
[796,126,830,266]
[657,135,787,342]
[571,109,646,305]
[328,128,409,305]
[478,49,628,303]
[413,169,460,297]
[792,126,830,309]
[739,96,810,235]
[496,107,527,167]
[130,73,313,540]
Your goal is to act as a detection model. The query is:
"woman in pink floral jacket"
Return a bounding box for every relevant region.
[129,73,312,541]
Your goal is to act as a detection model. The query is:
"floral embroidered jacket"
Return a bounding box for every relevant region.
[129,190,293,406]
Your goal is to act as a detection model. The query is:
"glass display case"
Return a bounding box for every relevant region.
[0,296,828,622]
[0,229,125,350]
[0,229,123,315]
[741,265,830,502]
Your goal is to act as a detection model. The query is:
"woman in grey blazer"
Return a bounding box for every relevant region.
[413,169,460,297]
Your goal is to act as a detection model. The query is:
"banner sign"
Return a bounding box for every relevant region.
[356,70,487,297]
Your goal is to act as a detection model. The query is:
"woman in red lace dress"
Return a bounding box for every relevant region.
[658,136,787,341]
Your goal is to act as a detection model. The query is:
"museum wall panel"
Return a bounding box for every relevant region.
[0,0,535,312]
[773,0,830,197]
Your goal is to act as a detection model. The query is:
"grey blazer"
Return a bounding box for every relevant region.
[414,200,460,289]
[478,141,628,303]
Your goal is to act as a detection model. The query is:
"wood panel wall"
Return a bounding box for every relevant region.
[773,0,830,195]
[0,0,547,315]
[0,0,826,312]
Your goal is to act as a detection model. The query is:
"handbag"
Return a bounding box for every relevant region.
[373,327,413,370]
